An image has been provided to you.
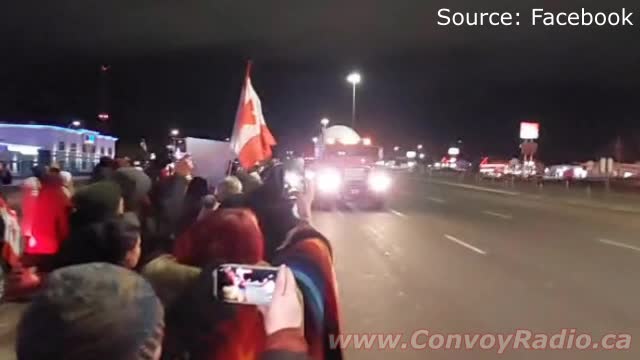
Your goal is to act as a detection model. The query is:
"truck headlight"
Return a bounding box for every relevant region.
[368,172,392,192]
[316,168,341,193]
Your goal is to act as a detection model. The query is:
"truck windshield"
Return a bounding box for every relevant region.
[324,145,380,159]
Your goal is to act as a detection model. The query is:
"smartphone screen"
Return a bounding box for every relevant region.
[283,158,306,197]
[214,264,279,305]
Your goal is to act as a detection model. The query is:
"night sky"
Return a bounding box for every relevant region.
[1,0,639,162]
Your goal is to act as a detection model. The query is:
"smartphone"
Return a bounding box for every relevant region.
[213,264,279,305]
[283,158,306,196]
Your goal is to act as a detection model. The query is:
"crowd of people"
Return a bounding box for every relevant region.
[0,154,342,360]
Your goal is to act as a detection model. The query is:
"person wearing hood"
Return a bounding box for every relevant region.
[233,164,344,360]
[176,176,209,237]
[26,173,71,272]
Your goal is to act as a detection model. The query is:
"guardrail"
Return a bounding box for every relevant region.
[414,169,640,208]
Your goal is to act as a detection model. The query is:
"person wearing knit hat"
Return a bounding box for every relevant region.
[16,262,164,360]
[70,181,123,227]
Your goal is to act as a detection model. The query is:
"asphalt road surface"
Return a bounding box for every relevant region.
[1,175,639,359]
[314,175,640,360]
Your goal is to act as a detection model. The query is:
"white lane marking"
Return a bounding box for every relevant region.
[598,239,640,253]
[482,210,513,220]
[425,196,446,203]
[444,234,487,255]
[343,202,357,212]
[428,180,520,196]
[365,225,384,239]
[390,209,407,218]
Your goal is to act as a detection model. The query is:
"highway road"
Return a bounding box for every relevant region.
[1,175,639,359]
[314,175,640,360]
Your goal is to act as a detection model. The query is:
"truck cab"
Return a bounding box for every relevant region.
[309,125,391,210]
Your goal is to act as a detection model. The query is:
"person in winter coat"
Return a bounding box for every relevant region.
[1,194,22,267]
[167,208,269,360]
[59,171,74,198]
[26,174,71,272]
[153,155,194,244]
[55,215,142,270]
[16,262,311,360]
[20,168,43,242]
[232,164,343,360]
[69,181,123,228]
[16,263,165,360]
[113,167,152,213]
[0,161,12,185]
[176,176,209,238]
[91,156,115,183]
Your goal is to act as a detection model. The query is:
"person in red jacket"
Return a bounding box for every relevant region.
[25,171,71,272]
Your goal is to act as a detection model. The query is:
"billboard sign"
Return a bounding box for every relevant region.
[448,147,460,156]
[520,122,540,140]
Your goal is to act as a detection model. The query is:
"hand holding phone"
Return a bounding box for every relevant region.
[214,264,280,305]
[258,265,303,335]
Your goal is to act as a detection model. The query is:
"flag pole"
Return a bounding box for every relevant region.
[227,60,253,176]
[245,60,252,78]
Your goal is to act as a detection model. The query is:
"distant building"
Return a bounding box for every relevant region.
[0,123,118,176]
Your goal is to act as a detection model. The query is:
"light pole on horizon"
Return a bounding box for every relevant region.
[170,129,180,158]
[346,72,361,129]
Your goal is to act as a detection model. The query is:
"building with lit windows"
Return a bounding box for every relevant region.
[0,123,118,176]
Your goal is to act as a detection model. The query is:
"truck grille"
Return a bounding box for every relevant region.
[343,167,367,181]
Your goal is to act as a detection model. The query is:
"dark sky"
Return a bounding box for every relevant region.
[1,0,639,162]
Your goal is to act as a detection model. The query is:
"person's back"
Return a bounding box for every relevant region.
[169,209,268,360]
[16,263,165,360]
[0,162,12,185]
[28,175,71,263]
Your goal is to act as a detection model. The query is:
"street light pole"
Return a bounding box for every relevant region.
[346,72,361,129]
[351,82,357,129]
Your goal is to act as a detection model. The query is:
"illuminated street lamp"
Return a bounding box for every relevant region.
[69,120,81,128]
[320,118,330,128]
[170,129,180,137]
[312,137,319,143]
[346,72,361,128]
[393,146,400,152]
[417,144,423,150]
[419,153,426,159]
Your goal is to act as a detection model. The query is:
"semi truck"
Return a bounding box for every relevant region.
[308,125,391,210]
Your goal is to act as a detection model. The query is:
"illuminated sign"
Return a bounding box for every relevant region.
[520,122,540,140]
[84,134,96,144]
[448,147,460,156]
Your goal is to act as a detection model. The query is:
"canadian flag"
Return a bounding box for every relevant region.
[230,63,277,169]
